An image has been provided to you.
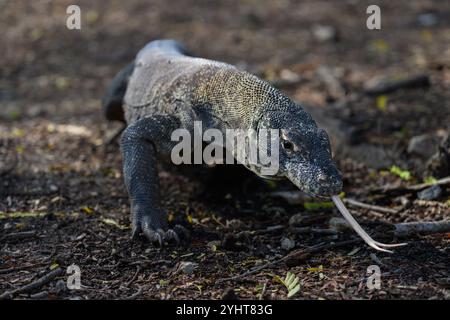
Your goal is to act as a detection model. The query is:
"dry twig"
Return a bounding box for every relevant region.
[0,268,63,299]
[344,198,398,214]
[394,220,450,237]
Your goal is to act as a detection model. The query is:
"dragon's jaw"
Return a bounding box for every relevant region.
[285,169,343,198]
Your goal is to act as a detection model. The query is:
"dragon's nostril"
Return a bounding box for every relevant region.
[318,173,327,182]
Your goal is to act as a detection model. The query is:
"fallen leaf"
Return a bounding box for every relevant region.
[307,265,324,273]
[81,206,95,215]
[50,263,59,270]
[376,95,388,112]
[0,212,48,219]
[101,218,129,230]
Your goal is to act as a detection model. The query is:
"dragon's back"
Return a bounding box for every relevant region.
[123,40,236,124]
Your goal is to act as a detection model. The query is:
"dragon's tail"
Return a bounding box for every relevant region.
[101,61,135,122]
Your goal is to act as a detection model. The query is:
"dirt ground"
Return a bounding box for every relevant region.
[1,0,449,300]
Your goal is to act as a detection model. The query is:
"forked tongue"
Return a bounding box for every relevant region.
[331,195,407,253]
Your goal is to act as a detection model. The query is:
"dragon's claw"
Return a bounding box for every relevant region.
[132,212,190,246]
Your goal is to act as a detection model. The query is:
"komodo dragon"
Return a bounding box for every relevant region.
[102,40,343,246]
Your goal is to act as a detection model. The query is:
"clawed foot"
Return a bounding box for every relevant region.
[131,214,190,246]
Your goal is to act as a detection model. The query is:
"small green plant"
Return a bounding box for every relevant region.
[390,165,411,181]
[303,201,334,211]
[376,95,388,112]
[274,272,301,298]
[424,176,437,184]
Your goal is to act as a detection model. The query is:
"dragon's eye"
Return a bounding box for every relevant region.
[282,140,294,151]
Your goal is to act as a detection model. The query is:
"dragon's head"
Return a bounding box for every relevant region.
[256,106,342,197]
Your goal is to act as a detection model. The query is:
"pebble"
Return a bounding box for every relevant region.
[329,217,350,232]
[281,237,295,250]
[312,25,337,42]
[417,185,442,200]
[407,134,439,159]
[55,279,67,294]
[418,13,438,27]
[177,261,198,276]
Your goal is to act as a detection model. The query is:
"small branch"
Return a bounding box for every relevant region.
[0,263,44,275]
[259,281,268,300]
[271,191,402,215]
[317,66,345,99]
[126,266,141,286]
[123,286,142,300]
[343,198,398,214]
[375,176,450,195]
[365,74,430,96]
[254,225,284,235]
[29,291,49,299]
[0,231,37,242]
[406,176,450,191]
[127,259,172,267]
[394,220,450,237]
[290,227,338,235]
[269,190,311,205]
[0,268,63,299]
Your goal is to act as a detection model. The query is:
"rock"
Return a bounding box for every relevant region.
[329,217,350,232]
[55,279,67,294]
[271,69,303,87]
[312,25,338,42]
[281,237,295,250]
[408,134,439,159]
[280,69,301,83]
[271,191,310,205]
[177,261,198,276]
[394,196,411,208]
[426,132,450,178]
[418,13,438,27]
[417,185,442,200]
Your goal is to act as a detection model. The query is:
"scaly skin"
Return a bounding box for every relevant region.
[103,40,342,246]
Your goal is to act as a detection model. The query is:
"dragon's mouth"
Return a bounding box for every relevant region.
[258,174,285,181]
[308,193,330,200]
[285,169,343,197]
[288,181,336,199]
